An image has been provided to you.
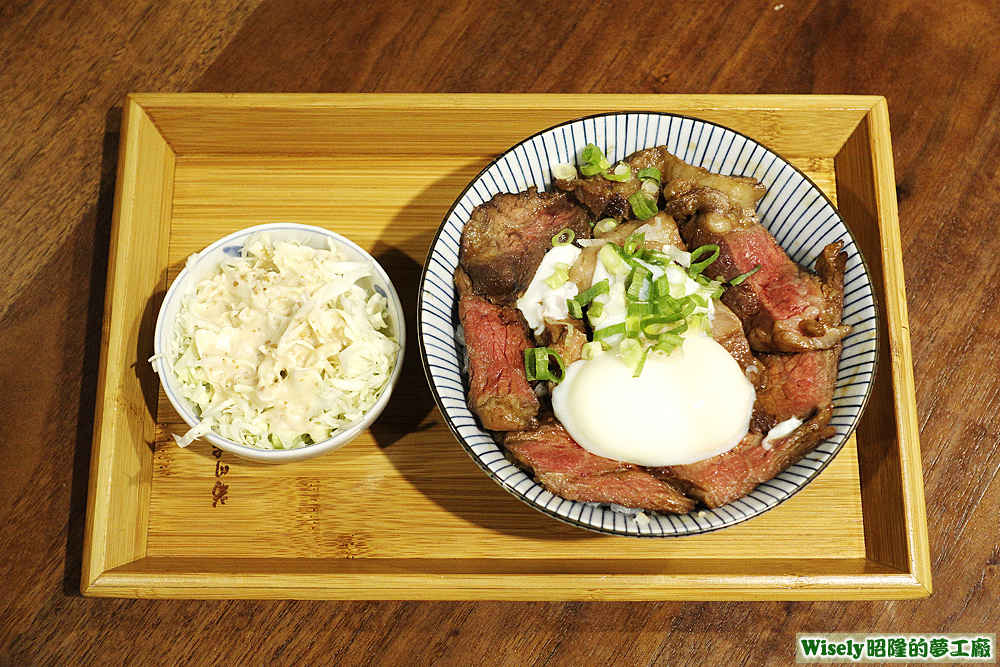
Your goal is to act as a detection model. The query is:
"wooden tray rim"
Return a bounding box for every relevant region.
[81,93,929,601]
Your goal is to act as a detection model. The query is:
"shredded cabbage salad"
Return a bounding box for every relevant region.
[165,232,399,449]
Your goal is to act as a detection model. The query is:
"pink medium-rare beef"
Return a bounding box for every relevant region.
[503,421,696,514]
[754,347,840,430]
[458,188,591,303]
[670,185,851,353]
[653,404,835,508]
[456,269,539,431]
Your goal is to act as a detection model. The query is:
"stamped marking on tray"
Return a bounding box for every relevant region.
[211,446,230,507]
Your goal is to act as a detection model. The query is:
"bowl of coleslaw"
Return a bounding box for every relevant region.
[152,223,404,463]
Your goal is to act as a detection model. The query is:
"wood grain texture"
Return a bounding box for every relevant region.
[2,0,998,664]
[84,95,907,602]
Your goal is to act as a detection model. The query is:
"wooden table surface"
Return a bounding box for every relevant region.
[2,1,997,665]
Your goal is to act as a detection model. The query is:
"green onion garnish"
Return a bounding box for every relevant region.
[603,163,632,182]
[575,278,610,306]
[730,264,761,285]
[544,263,570,289]
[688,244,720,275]
[566,297,583,319]
[636,167,662,184]
[654,333,684,355]
[593,322,626,340]
[619,337,643,368]
[581,341,604,360]
[623,231,645,256]
[587,300,604,318]
[652,274,672,299]
[580,143,612,176]
[627,301,654,318]
[593,218,617,235]
[552,228,576,247]
[625,265,650,301]
[631,346,650,377]
[641,316,687,336]
[628,191,658,220]
[524,347,567,383]
[598,243,630,276]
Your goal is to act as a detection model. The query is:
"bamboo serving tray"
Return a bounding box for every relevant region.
[82,93,930,600]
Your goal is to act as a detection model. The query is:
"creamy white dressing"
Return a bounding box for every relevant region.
[516,243,582,335]
[761,416,804,450]
[168,233,399,449]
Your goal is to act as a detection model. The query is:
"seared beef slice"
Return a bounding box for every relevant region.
[756,348,840,425]
[459,188,590,303]
[671,184,851,353]
[655,405,835,508]
[504,422,695,514]
[456,269,539,431]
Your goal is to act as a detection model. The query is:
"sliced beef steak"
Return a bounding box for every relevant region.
[554,145,765,222]
[756,347,840,423]
[459,188,590,303]
[456,269,539,431]
[671,184,851,353]
[653,404,835,508]
[503,421,696,514]
[554,173,641,220]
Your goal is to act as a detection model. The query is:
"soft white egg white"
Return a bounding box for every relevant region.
[551,333,755,467]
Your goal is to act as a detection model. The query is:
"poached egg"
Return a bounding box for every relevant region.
[551,335,755,466]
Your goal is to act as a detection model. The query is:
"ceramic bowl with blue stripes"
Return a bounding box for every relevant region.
[418,113,878,536]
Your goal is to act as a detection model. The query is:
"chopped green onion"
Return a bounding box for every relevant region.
[593,218,617,235]
[688,313,709,333]
[730,264,761,286]
[636,167,662,184]
[580,143,611,176]
[566,297,583,319]
[604,163,632,182]
[655,295,696,320]
[625,264,650,301]
[653,274,672,299]
[628,191,659,220]
[575,279,610,306]
[581,341,604,360]
[593,322,626,340]
[544,264,570,289]
[688,244,720,275]
[619,337,643,368]
[524,347,567,383]
[688,293,708,308]
[623,231,645,256]
[587,300,604,318]
[631,346,650,377]
[552,162,578,181]
[627,301,654,318]
[642,249,671,266]
[598,243,630,276]
[641,316,687,336]
[551,228,576,247]
[654,333,685,355]
[625,314,643,337]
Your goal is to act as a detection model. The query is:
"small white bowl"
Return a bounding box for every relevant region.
[152,223,405,463]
